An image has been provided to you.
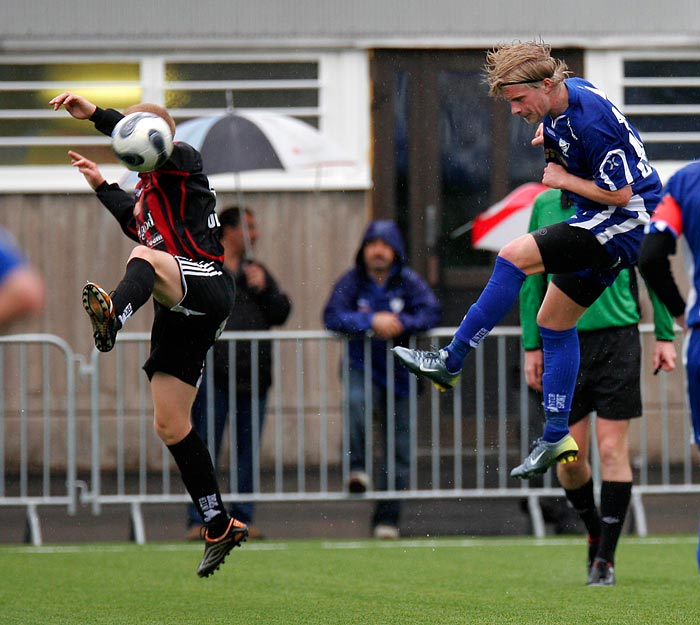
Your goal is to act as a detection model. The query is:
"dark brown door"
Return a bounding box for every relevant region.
[370,49,583,324]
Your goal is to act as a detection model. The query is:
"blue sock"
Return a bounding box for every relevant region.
[444,338,469,373]
[447,256,526,372]
[543,412,570,442]
[539,325,580,443]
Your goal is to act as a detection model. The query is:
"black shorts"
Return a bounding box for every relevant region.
[143,257,235,387]
[569,324,642,425]
[532,222,618,307]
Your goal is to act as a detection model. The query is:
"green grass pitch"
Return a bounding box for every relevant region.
[1,536,698,625]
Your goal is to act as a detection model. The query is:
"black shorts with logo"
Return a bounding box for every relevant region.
[143,257,235,387]
[569,324,642,425]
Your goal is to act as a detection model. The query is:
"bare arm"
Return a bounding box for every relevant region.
[49,92,97,120]
[242,262,267,292]
[371,312,404,339]
[68,151,106,190]
[653,340,677,374]
[524,349,544,392]
[531,125,633,206]
[542,162,633,207]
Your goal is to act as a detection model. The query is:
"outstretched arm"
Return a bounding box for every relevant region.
[49,92,97,120]
[67,151,138,241]
[68,151,106,190]
[50,92,122,137]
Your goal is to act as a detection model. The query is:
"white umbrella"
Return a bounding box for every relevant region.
[174,111,354,175]
[120,110,354,179]
[451,183,549,252]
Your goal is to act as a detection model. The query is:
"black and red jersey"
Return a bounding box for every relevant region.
[92,107,224,264]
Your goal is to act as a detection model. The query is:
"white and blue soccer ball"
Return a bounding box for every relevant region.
[111,112,174,173]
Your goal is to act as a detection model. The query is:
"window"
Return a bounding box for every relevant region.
[587,51,700,166]
[0,52,370,192]
[165,60,320,127]
[0,59,141,166]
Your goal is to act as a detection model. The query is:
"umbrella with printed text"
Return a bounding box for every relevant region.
[450,182,549,251]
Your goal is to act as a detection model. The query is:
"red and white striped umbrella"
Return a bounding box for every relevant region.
[471,182,549,251]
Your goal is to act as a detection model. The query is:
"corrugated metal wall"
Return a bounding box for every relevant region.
[3,0,700,50]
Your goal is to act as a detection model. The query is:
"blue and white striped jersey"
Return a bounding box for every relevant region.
[542,77,663,269]
[542,77,661,212]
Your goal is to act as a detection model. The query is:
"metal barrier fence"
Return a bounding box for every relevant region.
[0,334,78,543]
[0,327,694,545]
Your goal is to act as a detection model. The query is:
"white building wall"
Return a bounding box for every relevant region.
[3,0,700,51]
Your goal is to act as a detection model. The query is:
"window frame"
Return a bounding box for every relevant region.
[585,48,700,182]
[0,50,370,193]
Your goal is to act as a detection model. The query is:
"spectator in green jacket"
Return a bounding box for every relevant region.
[520,188,677,587]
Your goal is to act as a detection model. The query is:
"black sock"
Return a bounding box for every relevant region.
[111,258,155,329]
[564,478,601,539]
[598,480,632,564]
[167,429,229,536]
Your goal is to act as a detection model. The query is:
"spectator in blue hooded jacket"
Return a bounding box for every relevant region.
[323,220,441,538]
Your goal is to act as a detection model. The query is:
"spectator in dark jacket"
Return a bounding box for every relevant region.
[187,206,291,540]
[324,220,441,538]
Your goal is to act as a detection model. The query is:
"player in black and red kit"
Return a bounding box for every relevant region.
[50,92,247,577]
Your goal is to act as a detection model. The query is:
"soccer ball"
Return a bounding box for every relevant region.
[111,112,174,173]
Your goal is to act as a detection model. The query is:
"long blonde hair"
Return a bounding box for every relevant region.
[484,41,570,98]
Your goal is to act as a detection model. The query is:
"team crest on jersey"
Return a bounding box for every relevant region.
[558,137,570,156]
[604,155,621,171]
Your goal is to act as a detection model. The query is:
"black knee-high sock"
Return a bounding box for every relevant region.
[111,258,155,329]
[564,478,601,539]
[598,480,632,564]
[168,429,229,535]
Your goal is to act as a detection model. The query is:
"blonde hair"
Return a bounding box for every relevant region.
[484,41,570,98]
[123,102,176,135]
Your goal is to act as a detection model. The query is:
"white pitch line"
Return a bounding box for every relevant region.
[1,542,289,555]
[321,536,699,550]
[2,535,695,555]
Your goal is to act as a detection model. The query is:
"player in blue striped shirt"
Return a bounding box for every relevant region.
[394,41,662,485]
[639,161,700,576]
